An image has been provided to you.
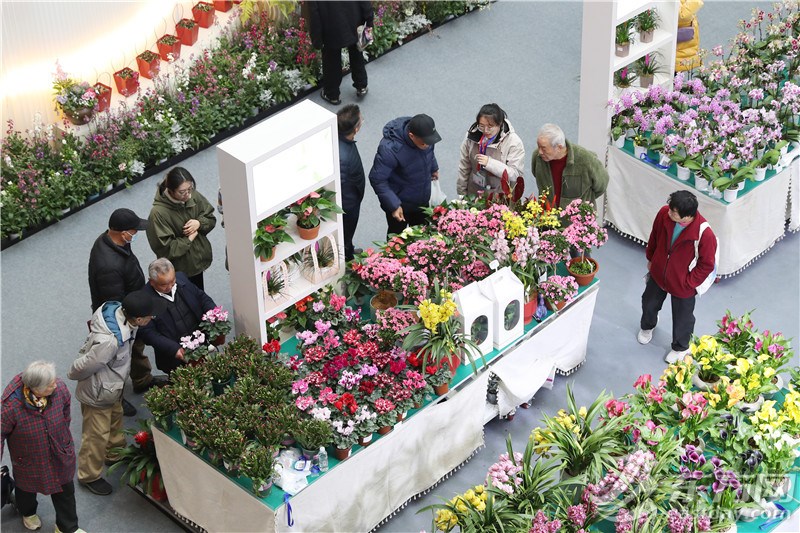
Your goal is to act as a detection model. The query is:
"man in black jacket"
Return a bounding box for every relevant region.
[138,258,217,373]
[308,0,373,105]
[88,209,166,416]
[337,104,365,261]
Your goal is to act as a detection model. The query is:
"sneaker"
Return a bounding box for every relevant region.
[356,86,368,98]
[82,477,113,496]
[320,91,341,105]
[665,349,690,364]
[637,328,654,345]
[121,398,137,417]
[55,527,86,533]
[132,375,169,394]
[22,514,42,531]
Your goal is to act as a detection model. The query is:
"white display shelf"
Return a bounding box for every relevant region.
[255,218,339,273]
[612,29,673,71]
[253,178,336,224]
[615,0,660,24]
[262,270,341,319]
[612,72,671,99]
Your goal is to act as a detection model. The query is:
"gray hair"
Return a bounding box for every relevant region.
[21,361,56,390]
[148,258,175,280]
[538,123,566,149]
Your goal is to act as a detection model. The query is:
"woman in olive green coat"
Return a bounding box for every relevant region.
[147,167,216,289]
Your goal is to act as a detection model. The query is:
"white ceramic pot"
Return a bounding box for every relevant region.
[764,374,785,400]
[723,184,741,203]
[766,475,791,502]
[692,372,721,392]
[658,152,671,168]
[614,135,625,149]
[676,165,691,181]
[754,167,767,181]
[738,395,765,414]
[694,173,709,191]
[709,187,722,199]
[634,145,647,158]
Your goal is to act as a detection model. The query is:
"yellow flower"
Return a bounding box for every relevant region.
[473,484,485,494]
[727,381,745,407]
[435,509,457,531]
[578,406,587,418]
[756,354,769,364]
[782,391,800,424]
[464,489,475,501]
[474,500,486,512]
[706,392,721,407]
[455,500,467,513]
[736,358,751,375]
[763,367,776,379]
[502,211,527,238]
[747,374,761,391]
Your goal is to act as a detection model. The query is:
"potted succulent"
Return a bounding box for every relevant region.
[107,419,167,501]
[143,385,178,431]
[289,189,342,240]
[635,8,660,42]
[615,20,633,57]
[176,18,200,46]
[204,352,235,395]
[136,50,161,79]
[240,443,278,497]
[210,426,248,474]
[156,34,182,61]
[253,212,293,261]
[199,305,232,346]
[52,65,98,125]
[113,67,139,97]
[293,418,333,457]
[192,1,216,28]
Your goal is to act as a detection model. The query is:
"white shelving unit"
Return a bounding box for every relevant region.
[217,100,344,346]
[578,0,679,160]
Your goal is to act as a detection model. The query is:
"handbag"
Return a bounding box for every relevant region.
[356,25,373,52]
[429,179,447,207]
[301,235,340,284]
[676,25,695,43]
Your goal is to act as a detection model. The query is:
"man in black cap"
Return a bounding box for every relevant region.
[68,289,166,496]
[87,208,167,417]
[369,114,441,237]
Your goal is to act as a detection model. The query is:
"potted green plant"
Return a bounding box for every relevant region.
[210,426,248,474]
[301,236,338,283]
[293,418,333,457]
[711,163,755,202]
[143,385,178,431]
[204,352,235,395]
[289,189,342,240]
[613,66,637,89]
[635,53,661,88]
[240,443,278,497]
[136,50,161,80]
[156,34,181,61]
[635,8,660,42]
[108,419,167,501]
[253,212,293,261]
[615,20,633,57]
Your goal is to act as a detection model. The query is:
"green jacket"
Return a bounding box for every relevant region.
[147,187,216,276]
[531,140,609,209]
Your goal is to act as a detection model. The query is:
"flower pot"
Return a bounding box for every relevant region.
[180,429,199,449]
[113,69,139,97]
[211,374,234,396]
[639,74,654,88]
[613,135,625,149]
[546,299,566,312]
[358,433,373,447]
[141,471,168,502]
[213,0,233,11]
[176,20,200,46]
[676,164,691,181]
[523,298,537,324]
[764,374,785,399]
[296,223,320,240]
[639,30,654,43]
[754,167,767,181]
[634,145,647,159]
[369,290,398,316]
[396,410,408,423]
[333,446,352,461]
[693,172,709,192]
[94,83,112,112]
[567,257,598,287]
[738,395,765,414]
[723,184,741,203]
[192,2,216,28]
[255,479,273,498]
[136,54,161,79]
[211,334,226,347]
[64,107,94,125]
[300,447,317,460]
[157,36,182,61]
[658,152,671,168]
[376,425,393,436]
[766,475,791,502]
[692,372,720,391]
[615,42,630,57]
[260,248,276,262]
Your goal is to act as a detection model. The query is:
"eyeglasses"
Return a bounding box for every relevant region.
[174,185,194,196]
[477,123,498,133]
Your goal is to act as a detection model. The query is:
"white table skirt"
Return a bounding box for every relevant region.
[605,147,797,277]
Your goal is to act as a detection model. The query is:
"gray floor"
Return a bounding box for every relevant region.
[2,2,798,532]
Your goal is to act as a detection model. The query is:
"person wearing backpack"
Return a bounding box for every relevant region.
[637,190,718,364]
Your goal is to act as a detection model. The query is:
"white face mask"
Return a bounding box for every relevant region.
[123,231,138,244]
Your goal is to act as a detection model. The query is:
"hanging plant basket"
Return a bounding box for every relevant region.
[136,51,161,79]
[214,0,233,12]
[93,82,112,112]
[113,68,139,97]
[176,19,200,46]
[64,107,95,126]
[157,35,182,61]
[192,2,216,28]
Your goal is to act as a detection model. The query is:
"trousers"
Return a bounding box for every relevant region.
[129,337,153,390]
[77,402,125,483]
[640,275,696,351]
[15,481,79,533]
[385,207,429,239]
[322,44,367,98]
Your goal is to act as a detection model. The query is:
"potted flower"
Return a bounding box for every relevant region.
[293,418,332,457]
[615,20,633,57]
[635,8,660,42]
[264,266,289,304]
[330,418,358,460]
[210,427,248,474]
[180,330,210,363]
[175,18,200,46]
[239,443,278,497]
[562,200,607,284]
[674,390,713,446]
[156,34,181,62]
[107,419,167,501]
[200,306,232,346]
[289,189,343,240]
[113,67,139,97]
[204,352,235,395]
[538,275,578,311]
[613,66,637,89]
[689,335,734,390]
[52,64,98,125]
[711,162,756,202]
[425,363,453,396]
[192,1,216,28]
[143,385,178,431]
[373,398,397,434]
[213,0,233,12]
[93,82,112,113]
[136,50,161,80]
[301,237,339,283]
[253,212,293,261]
[730,358,772,412]
[635,53,661,88]
[353,406,379,446]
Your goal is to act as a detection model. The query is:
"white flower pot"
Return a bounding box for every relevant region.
[723,184,741,202]
[658,152,671,168]
[766,475,791,502]
[676,165,691,181]
[764,374,785,400]
[613,135,625,148]
[754,167,767,181]
[634,145,647,159]
[692,372,721,391]
[709,187,722,199]
[738,395,765,414]
[694,173,709,191]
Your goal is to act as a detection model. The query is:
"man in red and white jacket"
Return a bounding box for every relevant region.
[637,190,718,363]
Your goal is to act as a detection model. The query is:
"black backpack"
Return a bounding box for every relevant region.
[1,465,14,507]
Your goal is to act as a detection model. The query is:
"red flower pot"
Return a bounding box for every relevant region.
[192,2,216,28]
[156,35,182,61]
[214,0,233,12]
[136,53,161,80]
[93,83,112,112]
[113,69,139,97]
[176,19,200,46]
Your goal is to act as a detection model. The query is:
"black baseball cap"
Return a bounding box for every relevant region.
[109,208,148,231]
[408,114,442,145]
[122,290,167,318]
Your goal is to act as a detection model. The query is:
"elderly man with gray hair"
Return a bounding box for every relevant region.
[531,123,609,211]
[137,258,217,373]
[2,361,85,532]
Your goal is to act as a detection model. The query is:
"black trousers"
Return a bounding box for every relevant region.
[343,207,360,261]
[187,272,204,291]
[640,275,696,351]
[15,481,79,533]
[385,207,429,239]
[322,44,367,98]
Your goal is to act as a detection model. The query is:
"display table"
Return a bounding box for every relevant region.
[605,145,800,277]
[151,281,599,533]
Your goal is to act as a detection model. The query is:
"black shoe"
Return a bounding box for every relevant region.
[353,247,363,255]
[356,87,368,98]
[320,91,341,105]
[82,478,113,496]
[121,398,137,417]
[133,375,169,394]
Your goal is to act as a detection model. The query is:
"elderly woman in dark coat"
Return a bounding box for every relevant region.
[1,361,83,533]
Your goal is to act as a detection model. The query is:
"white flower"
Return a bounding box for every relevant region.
[119,163,127,171]
[131,160,145,175]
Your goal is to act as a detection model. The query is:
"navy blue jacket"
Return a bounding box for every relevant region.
[338,135,366,213]
[369,117,439,213]
[137,272,216,372]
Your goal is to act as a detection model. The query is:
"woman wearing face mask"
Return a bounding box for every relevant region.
[147,167,216,290]
[456,103,526,197]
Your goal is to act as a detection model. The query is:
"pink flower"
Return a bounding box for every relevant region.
[633,374,651,389]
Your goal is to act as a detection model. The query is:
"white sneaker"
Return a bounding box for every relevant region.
[22,515,42,531]
[637,328,654,344]
[665,349,690,364]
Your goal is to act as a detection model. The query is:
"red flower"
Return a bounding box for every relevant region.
[263,340,281,353]
[263,224,276,233]
[425,365,439,376]
[134,430,151,446]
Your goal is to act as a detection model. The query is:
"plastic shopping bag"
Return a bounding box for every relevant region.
[429,179,447,207]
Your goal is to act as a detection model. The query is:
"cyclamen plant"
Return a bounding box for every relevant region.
[180,330,209,362]
[200,306,232,339]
